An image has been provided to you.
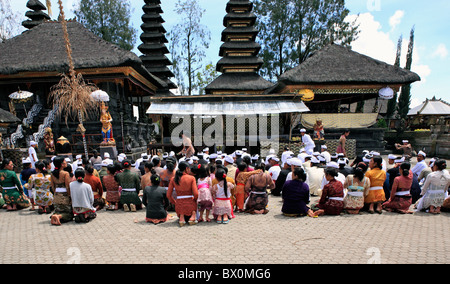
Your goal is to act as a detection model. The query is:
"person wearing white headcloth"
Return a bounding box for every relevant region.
[72,154,83,174]
[285,158,304,182]
[223,155,237,181]
[103,152,114,165]
[297,148,308,163]
[411,151,427,178]
[395,140,412,161]
[268,156,281,183]
[300,129,315,155]
[418,157,437,184]
[265,148,276,165]
[281,147,294,168]
[28,141,39,169]
[305,156,325,196]
[135,153,146,170]
[320,145,331,163]
[387,154,398,170]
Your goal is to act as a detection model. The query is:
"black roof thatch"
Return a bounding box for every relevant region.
[0,108,20,124]
[205,73,274,92]
[0,20,166,89]
[277,44,421,86]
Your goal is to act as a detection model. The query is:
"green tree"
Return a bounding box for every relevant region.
[74,0,137,51]
[168,0,211,96]
[254,0,359,80]
[254,0,294,80]
[397,27,415,120]
[386,35,402,119]
[194,63,219,96]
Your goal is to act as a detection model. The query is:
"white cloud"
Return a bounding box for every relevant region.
[410,98,422,109]
[346,13,396,64]
[346,12,431,86]
[389,10,405,31]
[432,44,448,59]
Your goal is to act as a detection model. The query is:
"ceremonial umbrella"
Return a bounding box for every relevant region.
[90,90,110,102]
[9,90,34,114]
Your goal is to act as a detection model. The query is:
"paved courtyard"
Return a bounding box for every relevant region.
[1,193,449,265]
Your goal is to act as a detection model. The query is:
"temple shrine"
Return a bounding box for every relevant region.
[147,0,421,159]
[0,0,423,164]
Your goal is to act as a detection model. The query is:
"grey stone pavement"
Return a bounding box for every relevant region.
[1,156,449,265]
[1,195,449,264]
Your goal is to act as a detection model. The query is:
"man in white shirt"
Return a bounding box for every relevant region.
[281,147,294,167]
[297,148,308,163]
[300,129,315,155]
[72,154,82,173]
[412,151,428,177]
[285,158,304,182]
[103,152,114,165]
[321,145,331,163]
[28,141,39,169]
[306,157,325,196]
[268,157,282,183]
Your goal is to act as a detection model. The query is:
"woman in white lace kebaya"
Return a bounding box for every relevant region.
[416,160,450,214]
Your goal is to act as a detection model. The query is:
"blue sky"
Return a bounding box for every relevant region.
[9,0,450,107]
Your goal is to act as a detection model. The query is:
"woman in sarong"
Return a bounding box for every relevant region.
[27,161,53,214]
[235,162,261,212]
[382,162,414,214]
[244,162,275,214]
[343,162,370,214]
[167,161,198,227]
[365,156,386,214]
[0,158,30,211]
[211,168,235,224]
[336,130,350,156]
[50,156,73,225]
[83,165,105,211]
[194,164,213,222]
[312,168,344,216]
[282,168,314,217]
[142,174,170,224]
[116,160,142,212]
[70,168,96,223]
[103,164,120,210]
[417,160,450,214]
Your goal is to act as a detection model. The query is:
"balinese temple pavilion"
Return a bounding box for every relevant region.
[147,0,310,156]
[147,0,420,158]
[0,0,168,163]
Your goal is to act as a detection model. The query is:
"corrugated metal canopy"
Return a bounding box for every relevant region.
[146,100,310,115]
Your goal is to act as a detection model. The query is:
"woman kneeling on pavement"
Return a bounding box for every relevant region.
[311,167,345,217]
[167,161,198,227]
[71,168,97,223]
[382,162,414,214]
[281,167,314,217]
[0,158,30,211]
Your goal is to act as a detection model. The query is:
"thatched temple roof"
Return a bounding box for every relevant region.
[276,44,421,87]
[0,20,166,90]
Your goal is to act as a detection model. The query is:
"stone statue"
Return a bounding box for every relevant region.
[100,102,116,146]
[43,127,56,155]
[313,119,325,140]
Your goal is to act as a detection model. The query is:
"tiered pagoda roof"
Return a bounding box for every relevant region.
[138,0,177,94]
[205,0,273,95]
[22,0,50,30]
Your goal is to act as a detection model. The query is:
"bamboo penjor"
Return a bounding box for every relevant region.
[48,0,98,158]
